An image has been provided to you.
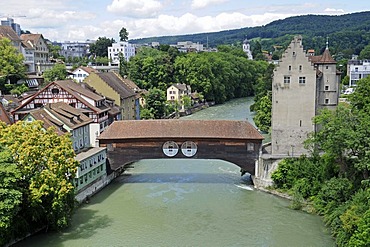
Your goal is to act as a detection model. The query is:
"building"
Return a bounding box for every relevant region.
[167,83,192,112]
[1,18,21,36]
[59,40,93,59]
[271,36,340,157]
[20,34,50,74]
[23,102,107,193]
[108,41,136,66]
[0,25,21,51]
[11,80,121,145]
[243,37,253,60]
[69,66,97,83]
[347,59,370,87]
[84,72,140,120]
[175,41,203,53]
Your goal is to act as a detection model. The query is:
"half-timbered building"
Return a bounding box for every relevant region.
[12,79,121,146]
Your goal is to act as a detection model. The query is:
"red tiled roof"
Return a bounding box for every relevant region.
[98,120,264,140]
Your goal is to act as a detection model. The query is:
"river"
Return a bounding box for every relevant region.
[14,97,334,247]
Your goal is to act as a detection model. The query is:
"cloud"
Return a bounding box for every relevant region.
[107,0,162,18]
[191,0,229,9]
[324,8,345,14]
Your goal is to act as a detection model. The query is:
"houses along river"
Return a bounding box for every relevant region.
[15,97,334,247]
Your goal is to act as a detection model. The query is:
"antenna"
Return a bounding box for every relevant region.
[326,36,329,49]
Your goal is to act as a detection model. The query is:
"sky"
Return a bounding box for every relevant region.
[1,0,370,42]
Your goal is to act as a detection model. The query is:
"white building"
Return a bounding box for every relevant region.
[176,41,203,52]
[348,60,370,87]
[167,83,191,112]
[243,37,253,60]
[108,41,136,66]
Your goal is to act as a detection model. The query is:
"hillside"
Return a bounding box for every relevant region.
[131,11,370,57]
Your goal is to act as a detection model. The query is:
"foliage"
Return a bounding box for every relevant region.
[0,146,22,246]
[252,93,271,132]
[358,44,370,60]
[142,88,167,119]
[89,37,115,57]
[0,37,26,93]
[131,11,370,59]
[43,63,67,82]
[119,27,129,42]
[0,121,79,242]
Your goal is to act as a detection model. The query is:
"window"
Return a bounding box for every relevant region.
[288,65,291,71]
[299,77,306,84]
[247,143,254,151]
[51,88,59,94]
[284,76,291,84]
[325,98,329,104]
[299,65,302,71]
[326,66,329,70]
[293,51,296,56]
[325,85,329,91]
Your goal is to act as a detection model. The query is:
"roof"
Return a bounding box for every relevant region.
[73,66,97,74]
[0,102,13,125]
[319,48,336,64]
[95,72,136,99]
[75,147,106,162]
[20,34,44,46]
[0,26,21,42]
[27,108,66,136]
[12,80,110,115]
[44,102,93,129]
[171,83,189,91]
[55,80,105,102]
[98,120,264,140]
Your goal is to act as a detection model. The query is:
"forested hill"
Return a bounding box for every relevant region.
[130,11,370,56]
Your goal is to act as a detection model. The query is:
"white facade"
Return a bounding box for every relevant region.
[243,38,253,60]
[167,83,191,112]
[176,41,203,52]
[108,42,136,65]
[348,60,370,87]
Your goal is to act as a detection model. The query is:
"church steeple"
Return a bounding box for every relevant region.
[243,36,253,60]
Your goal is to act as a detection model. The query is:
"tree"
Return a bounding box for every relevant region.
[0,146,22,246]
[144,88,166,119]
[0,121,79,231]
[119,27,129,42]
[43,63,67,82]
[0,37,26,93]
[89,37,115,57]
[358,44,370,60]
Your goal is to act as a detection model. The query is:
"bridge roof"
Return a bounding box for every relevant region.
[98,120,264,140]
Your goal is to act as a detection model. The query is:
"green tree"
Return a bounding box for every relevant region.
[0,37,26,93]
[253,93,271,132]
[119,27,129,42]
[358,44,370,60]
[0,121,79,231]
[0,146,22,246]
[43,63,67,83]
[89,37,115,57]
[144,88,166,119]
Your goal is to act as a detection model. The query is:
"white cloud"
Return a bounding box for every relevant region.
[324,8,345,14]
[191,0,229,9]
[107,0,163,18]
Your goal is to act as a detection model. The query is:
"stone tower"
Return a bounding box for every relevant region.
[271,36,340,157]
[243,37,253,60]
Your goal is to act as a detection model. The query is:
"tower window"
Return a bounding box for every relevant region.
[299,77,306,84]
[325,85,329,91]
[288,65,291,71]
[284,76,291,84]
[325,98,329,104]
[299,65,302,71]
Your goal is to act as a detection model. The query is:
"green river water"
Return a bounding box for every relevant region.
[15,97,334,247]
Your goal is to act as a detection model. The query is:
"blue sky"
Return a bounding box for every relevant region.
[1,0,369,42]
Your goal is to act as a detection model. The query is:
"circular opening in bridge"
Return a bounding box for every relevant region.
[181,141,197,157]
[162,141,179,157]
